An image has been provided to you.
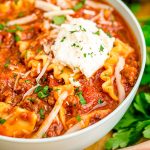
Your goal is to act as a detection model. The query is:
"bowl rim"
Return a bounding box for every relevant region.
[0,0,146,144]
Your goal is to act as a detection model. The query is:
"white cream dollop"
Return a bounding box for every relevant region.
[52,18,115,78]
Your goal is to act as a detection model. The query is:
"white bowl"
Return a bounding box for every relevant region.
[0,0,146,150]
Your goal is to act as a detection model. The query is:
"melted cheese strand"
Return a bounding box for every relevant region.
[35,0,60,11]
[7,14,37,26]
[36,58,51,83]
[86,0,113,10]
[115,57,125,102]
[44,10,75,19]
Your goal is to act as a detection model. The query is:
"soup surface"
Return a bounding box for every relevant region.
[0,0,140,138]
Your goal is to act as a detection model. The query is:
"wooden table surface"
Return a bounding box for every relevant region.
[86,1,150,150]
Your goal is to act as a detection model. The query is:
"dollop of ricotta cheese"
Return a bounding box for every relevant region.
[52,18,115,78]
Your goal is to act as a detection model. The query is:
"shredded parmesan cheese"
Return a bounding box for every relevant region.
[83,9,95,16]
[86,0,113,10]
[65,122,82,134]
[23,84,40,99]
[115,57,125,102]
[7,14,37,26]
[44,10,75,19]
[36,58,51,83]
[13,74,20,91]
[35,0,60,11]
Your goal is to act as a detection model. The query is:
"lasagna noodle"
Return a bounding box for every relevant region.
[0,102,37,137]
[100,39,134,101]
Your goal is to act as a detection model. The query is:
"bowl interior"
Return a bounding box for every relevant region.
[0,0,146,144]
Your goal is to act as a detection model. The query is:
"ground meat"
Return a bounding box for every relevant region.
[47,120,64,137]
[122,52,139,87]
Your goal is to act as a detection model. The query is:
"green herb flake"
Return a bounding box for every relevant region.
[76,115,81,122]
[107,32,112,38]
[14,34,21,42]
[6,29,17,33]
[99,45,104,52]
[77,92,86,105]
[70,30,78,34]
[75,87,79,93]
[52,15,66,25]
[18,12,24,18]
[73,0,86,11]
[71,43,80,48]
[0,24,5,30]
[98,99,103,104]
[54,88,60,92]
[27,98,35,103]
[61,36,66,42]
[93,30,100,36]
[0,118,6,124]
[43,85,49,94]
[34,86,43,93]
[38,91,48,99]
[15,25,23,31]
[79,25,86,32]
[83,53,87,58]
[25,80,30,84]
[39,108,45,119]
[4,59,10,68]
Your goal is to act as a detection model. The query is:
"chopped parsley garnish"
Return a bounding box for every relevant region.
[88,52,94,57]
[70,30,78,34]
[15,25,23,31]
[0,118,6,124]
[98,99,103,104]
[73,0,86,11]
[37,48,42,53]
[93,30,100,36]
[7,25,23,33]
[79,25,86,32]
[0,24,5,30]
[75,87,79,93]
[39,108,45,119]
[83,53,87,58]
[35,85,50,99]
[107,32,112,38]
[61,36,66,42]
[14,35,21,42]
[42,85,49,94]
[18,12,24,18]
[38,91,48,99]
[34,86,43,93]
[54,88,60,92]
[6,29,16,33]
[77,91,86,105]
[52,15,66,25]
[99,45,104,52]
[27,98,35,103]
[4,59,10,68]
[25,80,30,84]
[76,115,81,122]
[71,43,80,48]
[70,25,86,34]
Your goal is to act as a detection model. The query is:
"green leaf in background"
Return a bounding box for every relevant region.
[142,25,150,47]
[105,129,133,150]
[143,125,150,138]
[130,3,141,13]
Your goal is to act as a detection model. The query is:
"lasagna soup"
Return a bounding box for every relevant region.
[0,0,140,138]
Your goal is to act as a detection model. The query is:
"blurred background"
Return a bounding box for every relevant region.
[87,0,150,149]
